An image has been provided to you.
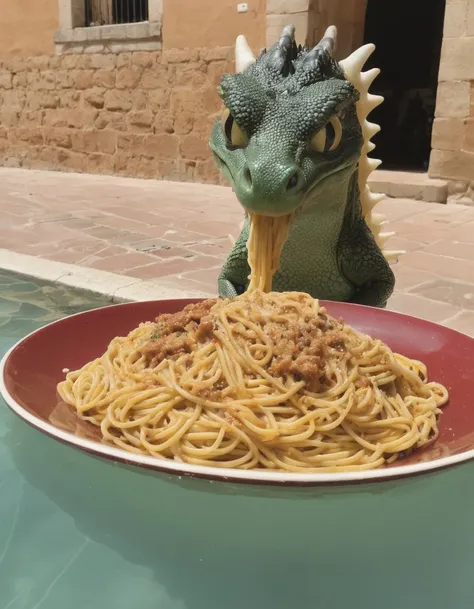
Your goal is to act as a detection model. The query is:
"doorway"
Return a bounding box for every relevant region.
[363,0,446,171]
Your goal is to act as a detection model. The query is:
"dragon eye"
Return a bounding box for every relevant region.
[310,116,342,153]
[221,108,248,149]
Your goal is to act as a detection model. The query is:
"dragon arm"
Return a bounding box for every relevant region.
[338,204,395,308]
[218,221,251,298]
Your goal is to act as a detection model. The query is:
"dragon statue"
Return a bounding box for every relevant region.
[210,25,402,308]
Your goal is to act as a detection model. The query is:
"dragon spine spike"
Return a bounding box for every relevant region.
[378,231,396,245]
[361,68,380,87]
[384,250,406,262]
[339,44,375,79]
[370,192,386,206]
[358,158,381,184]
[339,41,399,262]
[367,94,384,109]
[364,141,376,153]
[235,35,256,73]
[364,119,381,138]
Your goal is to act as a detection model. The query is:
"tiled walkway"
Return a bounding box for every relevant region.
[0,167,473,336]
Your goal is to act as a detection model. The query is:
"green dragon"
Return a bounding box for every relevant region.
[210,25,402,308]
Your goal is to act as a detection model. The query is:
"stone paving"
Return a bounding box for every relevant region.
[0,167,473,336]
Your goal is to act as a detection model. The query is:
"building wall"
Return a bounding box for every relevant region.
[1,0,470,195]
[0,1,266,182]
[163,0,266,50]
[0,0,58,58]
[0,47,232,184]
[428,0,474,196]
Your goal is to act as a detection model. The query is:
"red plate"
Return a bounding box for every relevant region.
[1,299,473,486]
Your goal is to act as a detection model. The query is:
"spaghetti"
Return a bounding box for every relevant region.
[57,214,448,472]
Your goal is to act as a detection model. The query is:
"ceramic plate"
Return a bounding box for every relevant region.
[1,299,473,486]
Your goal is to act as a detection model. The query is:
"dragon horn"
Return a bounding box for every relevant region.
[235,35,256,73]
[278,24,296,49]
[315,25,337,57]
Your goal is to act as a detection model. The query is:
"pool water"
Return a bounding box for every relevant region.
[2,271,474,609]
[0,272,180,609]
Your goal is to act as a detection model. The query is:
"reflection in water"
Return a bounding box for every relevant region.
[4,412,474,609]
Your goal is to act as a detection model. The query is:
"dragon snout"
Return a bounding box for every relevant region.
[236,162,305,215]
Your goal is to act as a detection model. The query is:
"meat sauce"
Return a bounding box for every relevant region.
[140,298,347,392]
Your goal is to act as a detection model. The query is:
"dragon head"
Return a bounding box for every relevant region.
[210,25,374,217]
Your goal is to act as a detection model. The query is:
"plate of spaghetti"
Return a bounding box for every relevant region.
[1,213,473,485]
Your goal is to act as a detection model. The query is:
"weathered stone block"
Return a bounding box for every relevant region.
[464,119,474,151]
[144,133,179,159]
[2,89,26,110]
[86,152,115,173]
[431,117,465,150]
[0,71,12,89]
[56,69,76,89]
[56,149,87,172]
[147,88,170,112]
[12,72,28,88]
[429,148,474,182]
[467,0,474,35]
[163,48,199,64]
[78,129,116,154]
[27,71,55,91]
[40,93,61,109]
[152,113,174,134]
[174,114,193,135]
[132,90,148,111]
[0,110,19,127]
[132,52,155,68]
[439,37,474,81]
[45,128,72,149]
[104,90,133,112]
[59,90,82,108]
[75,70,95,90]
[200,47,232,63]
[179,134,209,160]
[116,66,142,89]
[127,110,154,131]
[140,67,167,89]
[443,0,467,37]
[95,111,127,131]
[93,69,116,89]
[89,53,117,69]
[84,88,106,109]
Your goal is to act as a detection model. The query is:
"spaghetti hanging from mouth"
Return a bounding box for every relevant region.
[57,213,448,472]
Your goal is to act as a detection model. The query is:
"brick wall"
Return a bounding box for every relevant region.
[0,47,233,184]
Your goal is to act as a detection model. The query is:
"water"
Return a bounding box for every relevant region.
[2,271,474,609]
[0,272,176,609]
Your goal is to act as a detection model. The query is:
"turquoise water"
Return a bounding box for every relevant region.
[2,271,474,609]
[0,272,174,608]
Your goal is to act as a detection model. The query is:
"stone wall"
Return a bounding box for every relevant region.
[0,47,233,184]
[429,0,474,197]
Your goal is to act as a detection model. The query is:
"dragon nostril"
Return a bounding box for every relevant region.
[287,172,299,190]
